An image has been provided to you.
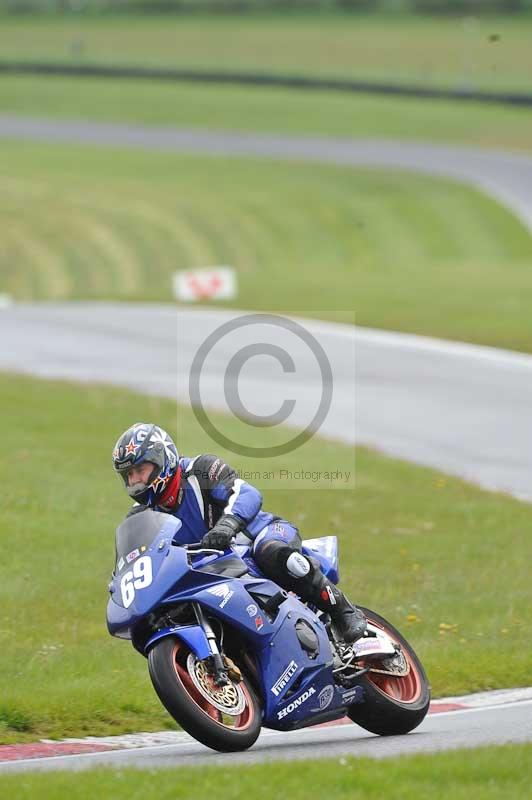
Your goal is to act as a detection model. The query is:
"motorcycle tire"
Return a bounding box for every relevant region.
[346,606,430,736]
[148,636,262,752]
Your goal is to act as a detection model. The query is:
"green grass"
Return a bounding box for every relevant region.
[2,139,532,351]
[1,373,531,742]
[1,745,532,799]
[1,14,531,92]
[3,74,532,154]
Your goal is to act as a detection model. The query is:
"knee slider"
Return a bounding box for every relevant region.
[255,540,309,579]
[286,552,311,578]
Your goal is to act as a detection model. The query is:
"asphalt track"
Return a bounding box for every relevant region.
[1,701,531,773]
[2,303,532,499]
[2,114,532,232]
[1,118,532,768]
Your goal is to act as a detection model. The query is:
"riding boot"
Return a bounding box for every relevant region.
[309,573,367,643]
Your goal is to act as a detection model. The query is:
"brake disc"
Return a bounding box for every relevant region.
[368,650,410,677]
[186,653,246,715]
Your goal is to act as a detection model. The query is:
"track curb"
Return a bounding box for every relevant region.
[2,687,531,763]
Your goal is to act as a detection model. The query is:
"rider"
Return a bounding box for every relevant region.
[112,422,366,643]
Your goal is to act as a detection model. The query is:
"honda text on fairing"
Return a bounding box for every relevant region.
[107,511,430,752]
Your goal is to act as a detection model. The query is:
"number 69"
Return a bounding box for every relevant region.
[120,556,153,609]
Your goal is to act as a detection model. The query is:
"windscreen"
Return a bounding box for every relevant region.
[114,510,180,569]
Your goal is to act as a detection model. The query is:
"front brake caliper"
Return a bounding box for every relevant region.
[223,656,243,683]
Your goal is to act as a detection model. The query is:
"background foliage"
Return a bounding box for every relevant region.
[2,1,532,17]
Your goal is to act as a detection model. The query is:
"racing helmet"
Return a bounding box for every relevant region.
[112,423,179,506]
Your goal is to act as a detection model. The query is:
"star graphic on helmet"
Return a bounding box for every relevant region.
[125,439,138,456]
[152,474,170,493]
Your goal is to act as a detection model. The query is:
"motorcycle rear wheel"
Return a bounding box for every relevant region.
[148,637,262,752]
[346,606,430,736]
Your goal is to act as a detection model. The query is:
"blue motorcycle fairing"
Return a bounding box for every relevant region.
[144,624,211,660]
[251,597,335,728]
[187,568,350,729]
[271,676,362,730]
[141,577,354,731]
[107,536,250,638]
[107,514,362,732]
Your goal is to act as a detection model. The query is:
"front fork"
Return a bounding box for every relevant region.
[192,602,229,685]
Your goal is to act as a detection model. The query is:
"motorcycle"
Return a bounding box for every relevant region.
[107,510,430,752]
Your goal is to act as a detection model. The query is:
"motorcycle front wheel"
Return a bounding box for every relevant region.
[347,606,430,735]
[148,637,262,752]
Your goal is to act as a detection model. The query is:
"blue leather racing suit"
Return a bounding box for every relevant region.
[131,453,365,642]
[150,454,300,561]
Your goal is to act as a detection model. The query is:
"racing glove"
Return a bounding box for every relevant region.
[201,514,243,550]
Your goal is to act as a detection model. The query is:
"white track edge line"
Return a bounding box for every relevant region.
[4,698,532,768]
[174,305,532,370]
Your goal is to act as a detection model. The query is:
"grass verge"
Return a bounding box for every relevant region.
[0,14,531,92]
[2,140,532,351]
[1,373,531,742]
[1,744,532,798]
[3,75,532,153]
